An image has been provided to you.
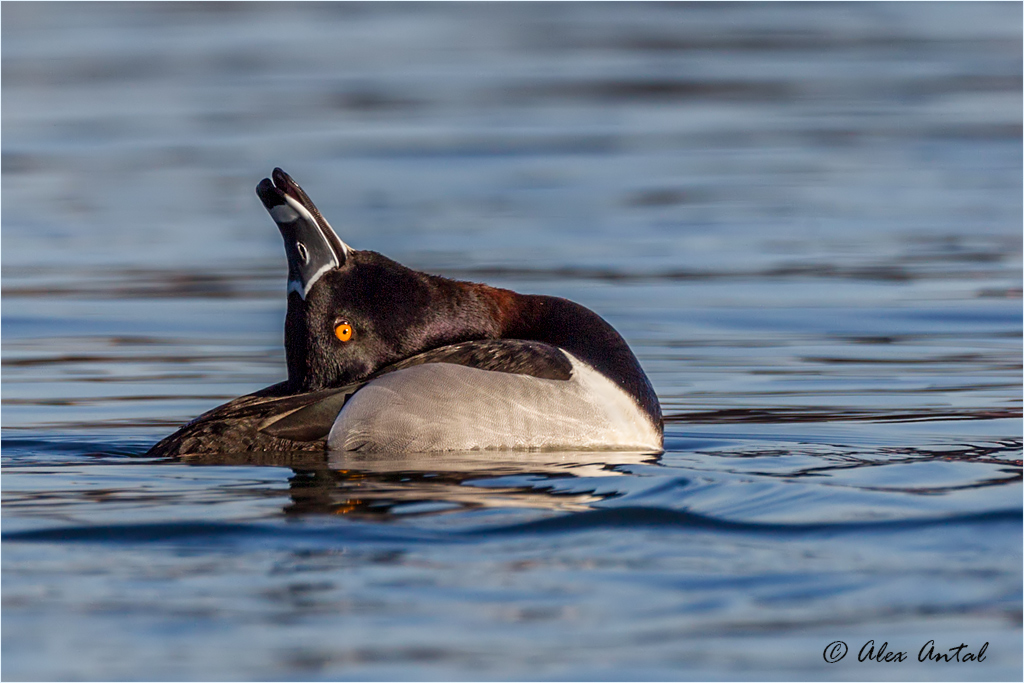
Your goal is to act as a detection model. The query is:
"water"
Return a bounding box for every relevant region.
[2,3,1021,680]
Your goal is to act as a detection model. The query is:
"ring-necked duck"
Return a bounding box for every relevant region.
[148,169,662,456]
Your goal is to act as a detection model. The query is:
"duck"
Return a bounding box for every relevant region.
[147,169,663,457]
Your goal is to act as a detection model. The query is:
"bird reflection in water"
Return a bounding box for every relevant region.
[177,450,660,519]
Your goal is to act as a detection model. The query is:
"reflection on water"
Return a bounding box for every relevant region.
[2,2,1021,681]
[181,450,660,518]
[171,440,1022,522]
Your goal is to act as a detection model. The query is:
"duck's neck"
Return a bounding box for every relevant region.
[479,286,661,424]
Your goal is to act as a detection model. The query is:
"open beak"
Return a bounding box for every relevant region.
[256,168,351,299]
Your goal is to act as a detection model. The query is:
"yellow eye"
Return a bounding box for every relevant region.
[334,323,353,342]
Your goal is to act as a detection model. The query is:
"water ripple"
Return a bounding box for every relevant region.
[6,506,1019,547]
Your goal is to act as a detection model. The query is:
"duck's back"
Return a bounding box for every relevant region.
[148,339,663,457]
[330,349,662,452]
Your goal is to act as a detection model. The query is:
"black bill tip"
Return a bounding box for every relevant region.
[256,169,351,299]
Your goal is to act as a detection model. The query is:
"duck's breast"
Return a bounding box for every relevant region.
[328,352,662,453]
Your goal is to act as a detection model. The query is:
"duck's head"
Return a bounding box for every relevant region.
[257,169,500,392]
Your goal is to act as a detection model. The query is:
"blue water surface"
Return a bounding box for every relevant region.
[2,3,1021,681]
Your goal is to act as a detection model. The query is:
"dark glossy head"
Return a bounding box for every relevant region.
[257,169,500,391]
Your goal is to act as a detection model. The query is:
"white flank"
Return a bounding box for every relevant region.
[328,353,662,453]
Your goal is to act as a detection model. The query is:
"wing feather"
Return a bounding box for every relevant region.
[147,340,573,456]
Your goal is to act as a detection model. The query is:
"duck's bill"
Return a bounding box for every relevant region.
[257,168,350,299]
